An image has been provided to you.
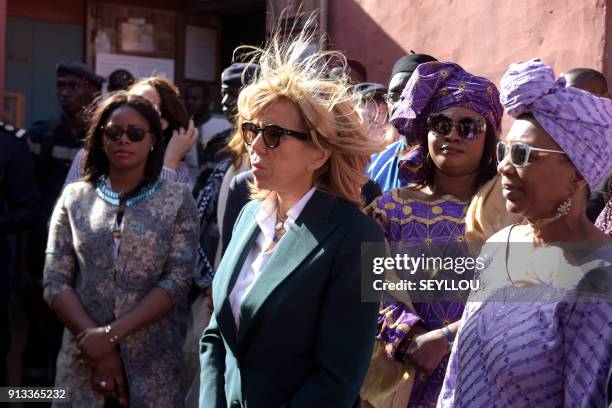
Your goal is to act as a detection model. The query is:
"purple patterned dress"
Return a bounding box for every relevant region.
[437,227,612,407]
[369,189,472,408]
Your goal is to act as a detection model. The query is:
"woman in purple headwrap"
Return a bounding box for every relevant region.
[363,61,503,408]
[437,59,612,408]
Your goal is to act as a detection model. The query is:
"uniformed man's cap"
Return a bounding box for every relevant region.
[352,82,387,100]
[56,61,106,88]
[221,63,260,88]
[391,53,438,78]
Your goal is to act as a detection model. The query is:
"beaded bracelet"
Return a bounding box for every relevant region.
[104,324,120,344]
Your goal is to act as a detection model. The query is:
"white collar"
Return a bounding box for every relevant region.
[256,187,317,244]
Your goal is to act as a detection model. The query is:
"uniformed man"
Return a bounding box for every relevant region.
[23,61,103,384]
[0,123,39,387]
[28,61,104,230]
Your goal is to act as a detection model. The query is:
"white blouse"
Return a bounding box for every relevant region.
[228,187,316,329]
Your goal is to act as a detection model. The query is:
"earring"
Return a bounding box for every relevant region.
[150,146,154,152]
[556,198,572,216]
[532,197,573,229]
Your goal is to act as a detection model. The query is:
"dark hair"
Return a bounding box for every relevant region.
[564,68,609,93]
[108,69,135,91]
[130,77,190,144]
[83,92,165,197]
[408,118,498,192]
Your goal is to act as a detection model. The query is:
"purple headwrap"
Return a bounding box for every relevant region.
[500,58,612,190]
[390,61,504,184]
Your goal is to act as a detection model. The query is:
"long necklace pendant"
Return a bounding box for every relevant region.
[275,221,284,231]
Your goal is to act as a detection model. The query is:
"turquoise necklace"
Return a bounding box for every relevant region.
[95,176,161,207]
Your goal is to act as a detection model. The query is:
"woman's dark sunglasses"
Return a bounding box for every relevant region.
[496,141,566,168]
[426,113,486,140]
[241,122,309,149]
[102,125,150,142]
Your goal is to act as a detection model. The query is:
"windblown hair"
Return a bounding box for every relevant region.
[83,92,165,198]
[236,15,384,207]
[129,76,190,144]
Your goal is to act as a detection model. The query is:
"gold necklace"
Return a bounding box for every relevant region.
[273,209,287,243]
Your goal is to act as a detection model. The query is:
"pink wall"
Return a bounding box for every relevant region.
[327,0,609,90]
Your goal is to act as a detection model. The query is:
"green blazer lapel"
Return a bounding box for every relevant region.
[213,202,260,353]
[237,190,337,345]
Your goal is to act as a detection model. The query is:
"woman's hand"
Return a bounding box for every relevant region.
[91,349,129,407]
[164,119,199,170]
[76,327,115,363]
[406,328,449,376]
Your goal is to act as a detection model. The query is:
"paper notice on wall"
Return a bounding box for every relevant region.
[95,52,175,83]
[120,20,155,53]
[184,25,217,81]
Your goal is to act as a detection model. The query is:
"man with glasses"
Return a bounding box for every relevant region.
[23,61,103,384]
[367,52,437,193]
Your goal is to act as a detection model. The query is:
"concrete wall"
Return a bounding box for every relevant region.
[327,0,609,89]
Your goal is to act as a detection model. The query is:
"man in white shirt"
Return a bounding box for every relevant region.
[183,83,233,189]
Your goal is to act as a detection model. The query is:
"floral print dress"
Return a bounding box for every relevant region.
[43,180,198,407]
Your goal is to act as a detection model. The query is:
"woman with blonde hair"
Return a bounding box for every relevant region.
[199,24,385,408]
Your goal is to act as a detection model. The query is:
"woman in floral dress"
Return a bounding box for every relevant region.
[44,92,198,407]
